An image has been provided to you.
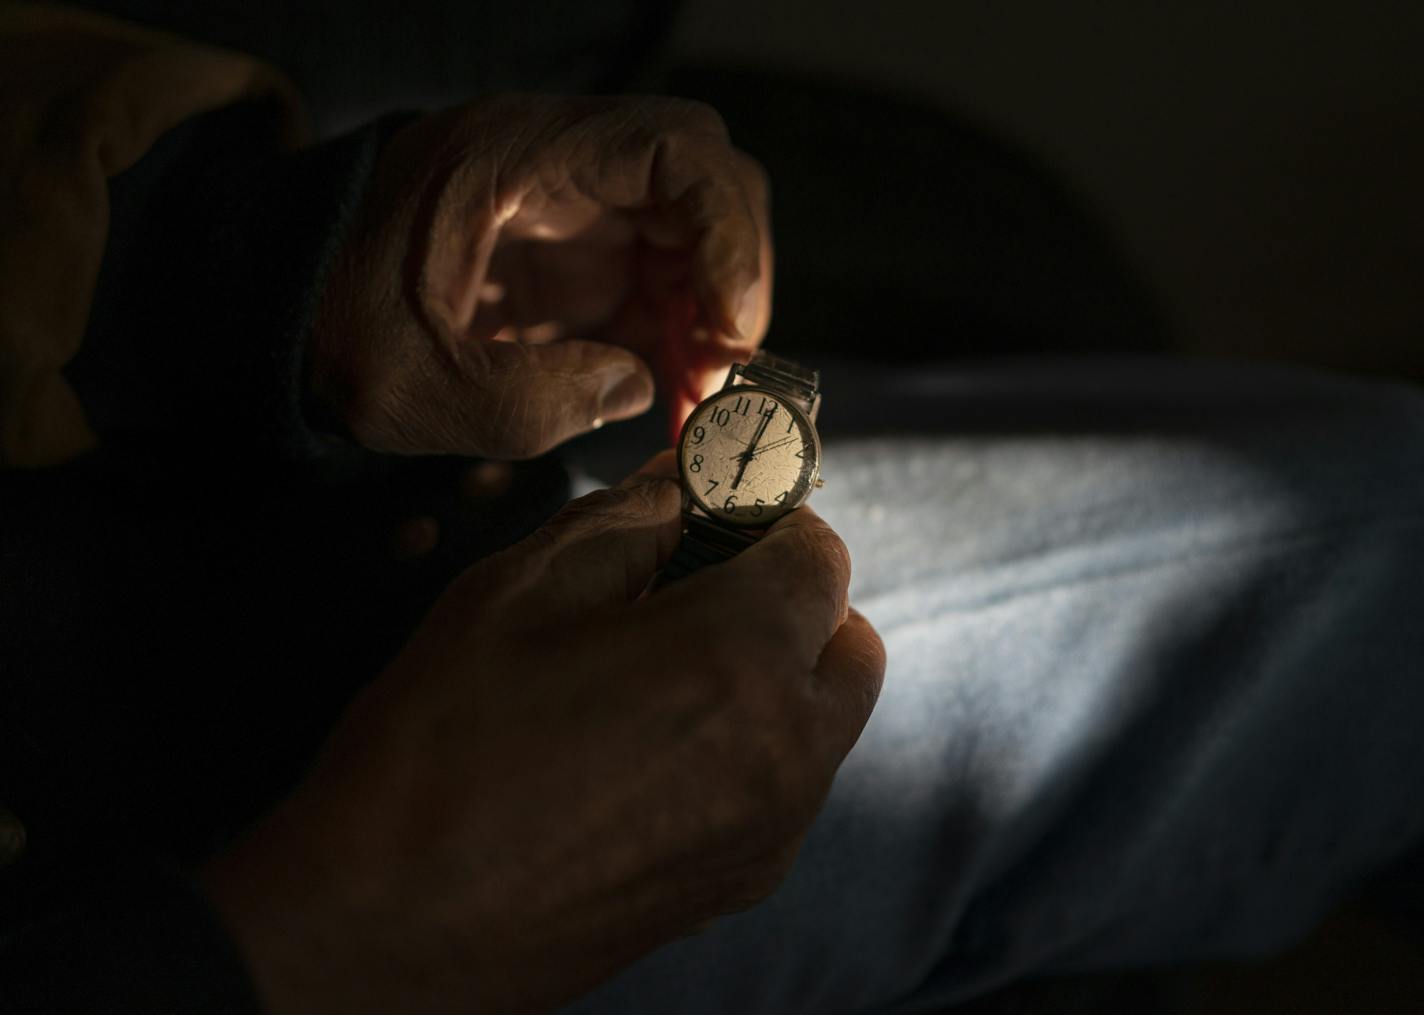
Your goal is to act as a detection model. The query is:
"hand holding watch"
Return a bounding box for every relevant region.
[660,351,823,582]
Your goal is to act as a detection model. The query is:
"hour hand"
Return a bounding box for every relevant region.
[733,410,775,489]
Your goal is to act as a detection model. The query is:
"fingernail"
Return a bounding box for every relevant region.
[598,367,654,421]
[732,279,761,342]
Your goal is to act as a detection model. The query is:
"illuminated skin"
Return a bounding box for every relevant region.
[677,386,820,526]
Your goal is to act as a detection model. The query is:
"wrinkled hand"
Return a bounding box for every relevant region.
[202,451,883,1013]
[310,95,773,459]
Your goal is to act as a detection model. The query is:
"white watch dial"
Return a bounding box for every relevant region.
[677,386,820,527]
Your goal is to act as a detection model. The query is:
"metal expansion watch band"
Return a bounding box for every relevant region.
[740,351,821,417]
[659,512,761,582]
[658,351,821,584]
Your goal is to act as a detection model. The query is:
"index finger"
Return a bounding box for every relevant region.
[542,97,770,436]
[564,98,763,336]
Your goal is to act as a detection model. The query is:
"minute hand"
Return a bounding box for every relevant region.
[731,407,775,489]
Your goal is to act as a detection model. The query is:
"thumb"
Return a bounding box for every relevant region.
[479,339,655,458]
[500,450,682,615]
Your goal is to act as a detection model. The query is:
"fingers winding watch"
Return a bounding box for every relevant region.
[660,351,823,581]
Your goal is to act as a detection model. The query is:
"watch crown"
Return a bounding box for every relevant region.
[814,478,825,489]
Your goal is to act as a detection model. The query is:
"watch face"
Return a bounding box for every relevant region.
[677,385,821,527]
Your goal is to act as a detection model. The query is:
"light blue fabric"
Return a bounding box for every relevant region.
[562,358,1424,1013]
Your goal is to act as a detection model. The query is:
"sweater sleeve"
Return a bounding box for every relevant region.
[66,101,417,462]
[0,104,425,1013]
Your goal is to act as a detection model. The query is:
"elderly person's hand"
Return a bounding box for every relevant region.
[309,95,772,458]
[202,450,883,1013]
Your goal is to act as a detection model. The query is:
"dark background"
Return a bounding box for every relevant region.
[56,2,1424,1010]
[75,0,1424,382]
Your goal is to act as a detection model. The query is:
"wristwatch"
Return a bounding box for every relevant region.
[659,351,823,582]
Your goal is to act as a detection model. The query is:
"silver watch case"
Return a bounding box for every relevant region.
[675,363,823,529]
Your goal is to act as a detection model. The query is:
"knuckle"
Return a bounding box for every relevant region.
[806,523,853,578]
[618,98,733,172]
[624,474,682,519]
[642,96,728,140]
[782,524,852,594]
[677,98,730,139]
[857,619,889,677]
[773,522,830,568]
